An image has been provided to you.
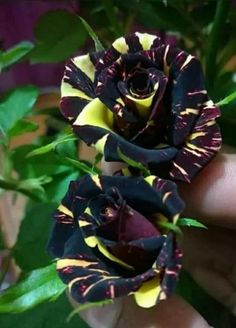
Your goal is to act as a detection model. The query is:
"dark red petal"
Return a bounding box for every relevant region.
[97,206,160,242]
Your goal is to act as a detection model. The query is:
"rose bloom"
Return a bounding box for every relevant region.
[60,32,221,182]
[48,174,184,307]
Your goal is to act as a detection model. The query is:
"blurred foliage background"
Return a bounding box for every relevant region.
[0,0,236,327]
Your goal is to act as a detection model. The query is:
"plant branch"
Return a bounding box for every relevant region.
[205,0,230,91]
[0,178,42,201]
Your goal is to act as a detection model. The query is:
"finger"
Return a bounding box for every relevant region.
[79,298,123,328]
[101,159,125,175]
[182,227,236,314]
[116,295,211,328]
[179,153,236,227]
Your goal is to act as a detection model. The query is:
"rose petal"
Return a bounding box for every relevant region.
[61,53,100,121]
[155,233,183,299]
[170,104,221,182]
[134,276,161,308]
[165,47,210,146]
[95,32,161,75]
[56,229,159,304]
[73,124,178,167]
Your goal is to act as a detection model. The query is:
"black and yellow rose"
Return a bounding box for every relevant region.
[48,174,184,307]
[60,32,221,182]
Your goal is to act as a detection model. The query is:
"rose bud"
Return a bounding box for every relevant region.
[48,174,184,308]
[60,32,221,182]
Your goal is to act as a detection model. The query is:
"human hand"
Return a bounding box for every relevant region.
[78,152,236,328]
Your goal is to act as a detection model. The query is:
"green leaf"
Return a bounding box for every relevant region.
[17,176,52,201]
[0,86,38,141]
[13,203,56,271]
[30,10,87,63]
[45,171,79,203]
[117,147,150,176]
[0,177,48,201]
[8,119,38,138]
[0,264,66,313]
[0,41,34,70]
[26,134,77,158]
[63,156,100,175]
[178,218,207,229]
[12,145,71,179]
[0,294,90,328]
[216,91,236,107]
[157,220,183,236]
[79,16,105,51]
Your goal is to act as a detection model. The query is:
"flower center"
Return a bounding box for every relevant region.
[127,68,153,98]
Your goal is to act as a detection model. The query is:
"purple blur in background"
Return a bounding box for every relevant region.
[0,0,79,92]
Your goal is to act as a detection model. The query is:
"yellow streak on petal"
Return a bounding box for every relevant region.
[73,54,95,82]
[94,133,109,153]
[134,276,161,308]
[81,276,120,297]
[112,37,129,54]
[79,220,91,228]
[183,146,201,157]
[186,142,208,154]
[73,98,113,130]
[85,236,98,247]
[116,97,125,106]
[205,120,215,127]
[163,44,170,75]
[163,191,172,203]
[189,131,206,140]
[57,259,97,270]
[58,204,73,218]
[135,32,157,50]
[91,175,102,189]
[84,207,92,216]
[144,175,156,186]
[172,162,188,176]
[203,100,214,107]
[61,80,92,100]
[126,93,155,118]
[180,108,199,115]
[84,235,134,270]
[180,54,194,70]
[173,214,179,225]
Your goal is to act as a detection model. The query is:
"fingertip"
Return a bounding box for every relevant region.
[179,153,236,227]
[101,159,125,175]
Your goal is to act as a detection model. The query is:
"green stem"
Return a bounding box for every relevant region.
[205,0,230,91]
[0,178,41,201]
[102,0,123,37]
